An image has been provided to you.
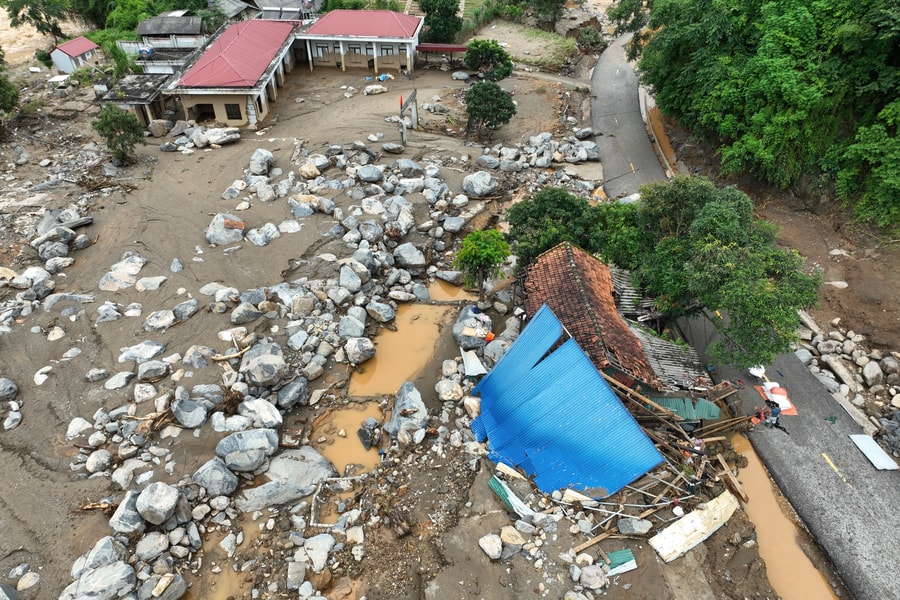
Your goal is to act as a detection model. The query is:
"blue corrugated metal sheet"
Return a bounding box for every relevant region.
[472,304,664,496]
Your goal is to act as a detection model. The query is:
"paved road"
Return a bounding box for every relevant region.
[590,34,666,198]
[681,315,900,599]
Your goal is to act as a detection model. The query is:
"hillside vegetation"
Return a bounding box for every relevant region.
[612,0,900,228]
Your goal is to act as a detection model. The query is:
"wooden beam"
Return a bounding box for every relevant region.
[715,454,749,503]
[601,372,683,420]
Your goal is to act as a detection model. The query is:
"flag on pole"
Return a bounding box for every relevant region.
[400,95,403,110]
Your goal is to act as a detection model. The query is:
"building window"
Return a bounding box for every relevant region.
[316,43,328,57]
[349,44,362,54]
[381,46,395,56]
[225,103,241,120]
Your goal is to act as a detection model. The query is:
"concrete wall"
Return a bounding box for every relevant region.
[179,93,262,127]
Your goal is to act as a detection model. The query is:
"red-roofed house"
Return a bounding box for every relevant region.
[51,37,99,74]
[295,10,423,73]
[165,20,297,127]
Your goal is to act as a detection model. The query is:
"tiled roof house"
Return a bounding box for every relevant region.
[523,242,706,392]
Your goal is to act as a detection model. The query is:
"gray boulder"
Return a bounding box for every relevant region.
[338,315,366,339]
[192,457,239,496]
[357,164,383,183]
[135,482,181,525]
[394,158,424,177]
[206,213,245,245]
[172,397,208,429]
[453,305,492,350]
[366,300,395,323]
[344,337,376,364]
[59,561,135,600]
[234,446,337,512]
[118,340,166,364]
[109,490,145,534]
[71,536,127,580]
[393,242,426,272]
[239,342,287,386]
[383,381,427,438]
[462,171,499,197]
[0,378,18,401]
[249,148,274,175]
[216,428,279,472]
[205,127,241,145]
[277,378,309,409]
[238,398,283,429]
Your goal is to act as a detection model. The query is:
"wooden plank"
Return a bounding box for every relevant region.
[601,372,683,420]
[716,454,749,503]
[574,529,616,553]
[649,491,739,562]
[596,545,611,565]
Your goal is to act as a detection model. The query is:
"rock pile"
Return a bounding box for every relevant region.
[795,310,900,453]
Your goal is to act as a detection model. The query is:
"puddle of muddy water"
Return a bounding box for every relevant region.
[311,402,384,476]
[732,435,840,600]
[348,303,455,396]
[427,280,476,302]
[183,524,255,600]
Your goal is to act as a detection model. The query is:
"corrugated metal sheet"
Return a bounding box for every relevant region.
[650,397,720,421]
[472,304,664,496]
[628,325,707,392]
[472,303,562,400]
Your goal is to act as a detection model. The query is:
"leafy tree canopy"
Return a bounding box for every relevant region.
[465,81,516,141]
[527,0,565,27]
[505,178,821,367]
[0,72,19,113]
[420,0,462,43]
[506,186,594,267]
[92,104,146,164]
[1,0,66,41]
[464,39,513,81]
[453,229,510,301]
[635,0,900,227]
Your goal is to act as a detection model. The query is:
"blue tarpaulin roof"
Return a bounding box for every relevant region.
[472,304,664,496]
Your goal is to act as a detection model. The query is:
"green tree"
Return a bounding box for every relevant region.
[420,0,462,43]
[1,0,66,42]
[837,100,900,228]
[92,104,146,164]
[505,187,594,268]
[504,177,822,367]
[0,72,19,113]
[465,81,516,141]
[453,229,510,301]
[104,0,151,30]
[636,0,900,226]
[598,177,821,367]
[528,0,565,28]
[464,39,513,81]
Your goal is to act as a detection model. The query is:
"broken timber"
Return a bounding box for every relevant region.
[715,453,749,503]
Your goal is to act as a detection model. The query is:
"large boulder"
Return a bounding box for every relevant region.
[344,337,376,364]
[216,429,280,472]
[234,446,336,512]
[383,382,427,438]
[393,242,426,272]
[0,378,18,402]
[192,457,239,496]
[59,561,136,600]
[452,305,492,350]
[206,213,245,245]
[239,342,287,386]
[462,171,498,197]
[249,148,274,175]
[135,482,180,525]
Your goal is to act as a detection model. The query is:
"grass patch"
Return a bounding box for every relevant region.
[513,27,577,67]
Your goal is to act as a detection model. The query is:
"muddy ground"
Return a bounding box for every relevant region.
[0,12,883,600]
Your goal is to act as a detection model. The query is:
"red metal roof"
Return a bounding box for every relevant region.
[305,10,421,38]
[54,36,98,58]
[177,20,296,88]
[523,242,664,391]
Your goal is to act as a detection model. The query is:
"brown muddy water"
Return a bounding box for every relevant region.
[348,303,457,397]
[731,435,840,600]
[427,280,477,302]
[311,402,385,475]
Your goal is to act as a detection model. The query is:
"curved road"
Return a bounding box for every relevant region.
[590,34,666,198]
